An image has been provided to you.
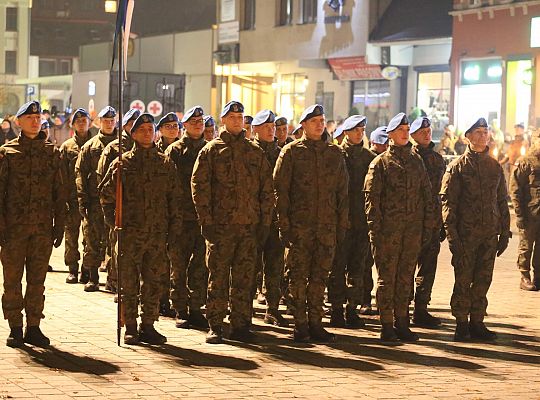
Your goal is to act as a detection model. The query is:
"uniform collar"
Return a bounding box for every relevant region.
[219,129,246,143]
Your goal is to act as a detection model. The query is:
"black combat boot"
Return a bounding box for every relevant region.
[520,271,537,291]
[124,323,140,345]
[264,309,289,327]
[6,327,23,348]
[454,321,470,342]
[206,326,223,344]
[345,306,365,328]
[394,317,419,342]
[175,310,189,329]
[139,323,167,345]
[380,323,399,342]
[469,321,497,341]
[293,323,310,343]
[23,326,50,347]
[229,327,256,342]
[329,306,346,328]
[309,323,336,343]
[159,301,175,318]
[79,268,90,284]
[413,308,441,328]
[83,268,99,292]
[65,264,79,284]
[188,310,209,329]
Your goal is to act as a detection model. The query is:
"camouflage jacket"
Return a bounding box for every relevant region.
[97,131,134,183]
[191,130,273,227]
[100,143,182,234]
[340,138,376,231]
[165,134,206,222]
[75,130,116,208]
[510,144,540,222]
[364,143,434,242]
[273,137,349,232]
[156,136,179,154]
[441,145,510,244]
[0,132,67,229]
[412,142,446,228]
[253,138,281,168]
[59,133,90,205]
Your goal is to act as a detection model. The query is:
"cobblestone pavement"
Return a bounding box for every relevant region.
[0,228,539,399]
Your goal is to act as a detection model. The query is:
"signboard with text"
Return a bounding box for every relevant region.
[328,57,383,80]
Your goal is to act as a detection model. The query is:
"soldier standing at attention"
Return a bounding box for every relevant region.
[60,108,92,284]
[441,118,511,341]
[510,131,540,291]
[409,117,446,327]
[274,104,349,343]
[251,109,287,327]
[328,115,375,329]
[100,113,182,345]
[364,113,434,342]
[275,116,293,147]
[192,101,274,344]
[165,105,209,329]
[0,101,67,347]
[244,115,253,140]
[76,106,118,292]
[203,115,217,141]
[156,112,181,153]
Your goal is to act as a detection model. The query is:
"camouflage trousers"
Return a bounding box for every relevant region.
[286,225,336,327]
[372,223,422,324]
[64,203,82,267]
[107,228,117,289]
[450,235,498,323]
[1,223,53,327]
[81,202,106,271]
[362,251,374,306]
[328,228,370,309]
[206,224,257,331]
[117,229,168,324]
[255,224,285,311]
[169,221,207,313]
[517,218,540,277]
[413,227,442,309]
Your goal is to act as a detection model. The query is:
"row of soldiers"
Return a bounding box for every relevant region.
[0,97,517,348]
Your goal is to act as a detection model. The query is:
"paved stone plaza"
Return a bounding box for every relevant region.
[0,232,539,399]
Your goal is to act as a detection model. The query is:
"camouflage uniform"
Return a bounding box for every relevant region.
[510,144,540,285]
[273,137,349,329]
[164,134,207,315]
[155,136,179,154]
[411,142,446,310]
[364,143,434,324]
[191,130,273,331]
[441,146,510,323]
[75,130,116,283]
[0,132,66,327]
[100,143,181,324]
[328,138,375,312]
[252,137,285,313]
[59,133,90,271]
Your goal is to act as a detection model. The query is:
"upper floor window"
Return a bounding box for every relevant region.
[5,7,17,32]
[242,0,256,30]
[277,0,293,26]
[302,0,317,24]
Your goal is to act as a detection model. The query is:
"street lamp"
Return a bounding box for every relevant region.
[105,0,117,13]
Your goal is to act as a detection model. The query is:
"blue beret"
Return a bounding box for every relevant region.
[182,106,204,123]
[204,115,215,127]
[341,115,367,132]
[41,119,50,129]
[410,117,431,135]
[244,115,253,124]
[70,108,90,124]
[131,113,155,133]
[299,104,324,123]
[370,126,388,144]
[16,101,41,117]
[292,126,303,137]
[221,101,244,117]
[252,109,275,126]
[157,112,179,129]
[333,126,344,139]
[122,108,141,127]
[386,112,409,133]
[98,106,117,118]
[465,117,488,136]
[275,116,288,127]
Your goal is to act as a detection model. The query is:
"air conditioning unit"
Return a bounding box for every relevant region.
[468,0,483,8]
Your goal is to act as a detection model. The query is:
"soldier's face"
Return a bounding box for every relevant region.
[124,120,135,134]
[100,117,116,134]
[204,125,216,140]
[255,122,276,143]
[467,127,490,149]
[132,123,155,148]
[276,125,288,142]
[411,127,432,147]
[17,114,41,136]
[302,115,326,140]
[346,126,365,145]
[72,117,90,135]
[184,116,205,139]
[221,112,244,135]
[389,125,410,146]
[160,122,180,140]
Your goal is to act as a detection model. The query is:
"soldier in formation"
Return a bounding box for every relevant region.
[156,112,181,153]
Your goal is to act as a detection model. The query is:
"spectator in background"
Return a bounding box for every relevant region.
[438,136,456,156]
[326,120,337,136]
[454,133,468,155]
[499,123,529,188]
[1,118,18,144]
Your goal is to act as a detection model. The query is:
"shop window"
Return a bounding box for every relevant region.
[351,80,391,134]
[416,71,451,141]
[302,0,317,24]
[5,51,17,74]
[5,7,17,32]
[279,73,308,123]
[277,0,293,26]
[241,0,256,30]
